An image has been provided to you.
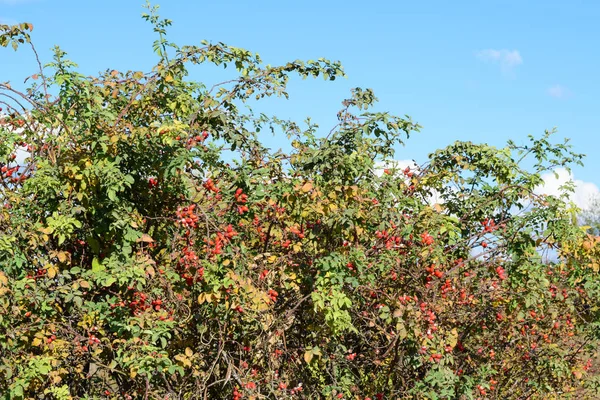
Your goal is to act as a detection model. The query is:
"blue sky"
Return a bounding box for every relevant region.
[2,0,599,206]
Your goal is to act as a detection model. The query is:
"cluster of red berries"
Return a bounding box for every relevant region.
[203,225,238,257]
[203,178,219,193]
[425,264,444,279]
[481,218,497,233]
[259,269,269,280]
[476,384,487,396]
[420,232,434,246]
[495,266,507,280]
[234,188,248,203]
[88,334,101,346]
[458,289,475,305]
[177,247,203,285]
[268,289,278,303]
[183,131,209,148]
[398,294,416,305]
[419,302,439,340]
[1,165,23,181]
[548,284,569,300]
[288,225,304,239]
[234,188,249,214]
[128,291,152,315]
[232,387,243,400]
[439,279,454,298]
[204,233,224,256]
[223,224,238,239]
[176,204,199,229]
[374,230,406,250]
[25,268,47,280]
[148,177,158,188]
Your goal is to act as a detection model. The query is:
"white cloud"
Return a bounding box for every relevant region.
[477,49,523,74]
[535,168,599,211]
[547,84,571,99]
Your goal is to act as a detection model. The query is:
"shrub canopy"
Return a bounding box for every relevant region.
[1,5,600,400]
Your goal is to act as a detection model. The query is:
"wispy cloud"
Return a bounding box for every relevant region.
[477,49,523,75]
[547,84,572,99]
[536,168,599,211]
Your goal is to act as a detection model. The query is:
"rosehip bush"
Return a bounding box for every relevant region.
[1,5,600,400]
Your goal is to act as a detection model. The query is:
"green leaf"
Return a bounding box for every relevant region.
[92,258,104,273]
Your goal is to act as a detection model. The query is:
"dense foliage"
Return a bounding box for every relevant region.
[1,5,600,399]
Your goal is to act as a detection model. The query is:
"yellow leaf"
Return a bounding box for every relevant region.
[136,234,154,243]
[222,259,231,266]
[146,265,155,277]
[165,75,174,82]
[185,347,193,357]
[267,255,277,264]
[57,252,68,263]
[79,280,90,289]
[174,354,191,367]
[301,182,313,193]
[304,350,313,364]
[39,227,53,235]
[47,266,58,279]
[447,328,458,348]
[0,271,7,286]
[32,337,42,347]
[130,368,137,379]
